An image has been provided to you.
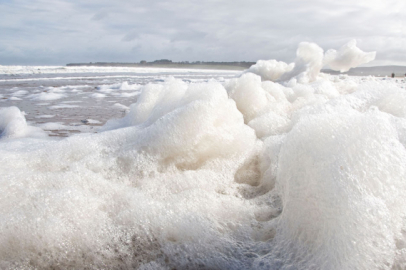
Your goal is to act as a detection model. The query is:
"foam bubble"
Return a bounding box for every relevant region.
[246,40,375,83]
[91,93,107,99]
[280,42,324,83]
[0,106,46,139]
[28,87,67,101]
[49,104,80,109]
[11,90,29,97]
[8,97,22,101]
[246,60,294,81]
[266,106,406,270]
[112,102,130,112]
[324,40,376,72]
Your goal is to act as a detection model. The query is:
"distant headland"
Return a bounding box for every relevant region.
[66,60,406,77]
[66,59,256,70]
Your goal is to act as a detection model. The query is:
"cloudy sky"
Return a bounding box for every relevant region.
[1,0,405,66]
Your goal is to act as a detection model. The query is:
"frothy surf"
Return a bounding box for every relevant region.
[1,41,406,269]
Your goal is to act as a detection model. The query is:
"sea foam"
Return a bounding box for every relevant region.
[1,41,405,269]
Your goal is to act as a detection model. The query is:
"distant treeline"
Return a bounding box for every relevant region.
[66,59,256,70]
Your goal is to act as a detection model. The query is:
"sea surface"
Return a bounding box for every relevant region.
[0,66,239,136]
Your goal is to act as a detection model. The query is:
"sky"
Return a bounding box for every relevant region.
[0,0,405,66]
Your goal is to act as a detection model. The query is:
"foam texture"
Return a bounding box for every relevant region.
[0,41,405,269]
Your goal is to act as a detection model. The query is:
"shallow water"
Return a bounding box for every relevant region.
[0,67,238,136]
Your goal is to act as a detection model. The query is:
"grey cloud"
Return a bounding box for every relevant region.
[91,11,109,21]
[122,31,139,42]
[170,31,207,42]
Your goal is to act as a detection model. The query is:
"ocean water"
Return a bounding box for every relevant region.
[0,66,238,137]
[1,41,406,269]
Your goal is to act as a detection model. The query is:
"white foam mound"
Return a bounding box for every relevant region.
[28,88,67,101]
[264,106,406,269]
[97,81,141,93]
[91,93,106,99]
[247,60,294,81]
[0,107,46,139]
[280,42,325,83]
[324,40,376,72]
[101,78,256,167]
[113,102,130,112]
[119,81,141,91]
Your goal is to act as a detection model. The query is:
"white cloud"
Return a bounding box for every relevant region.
[0,0,405,65]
